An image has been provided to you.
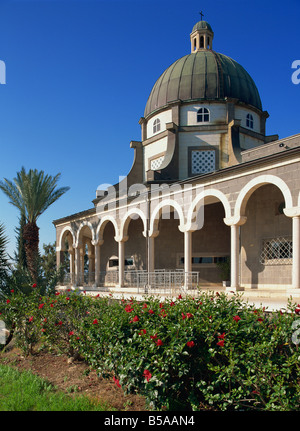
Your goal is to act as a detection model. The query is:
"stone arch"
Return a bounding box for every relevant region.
[75,221,96,248]
[149,199,185,237]
[120,208,148,241]
[234,174,293,218]
[186,188,232,231]
[95,215,119,244]
[57,226,76,251]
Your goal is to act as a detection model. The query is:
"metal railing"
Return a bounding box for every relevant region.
[58,269,199,296]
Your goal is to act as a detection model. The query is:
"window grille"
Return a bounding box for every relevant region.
[260,237,293,265]
[191,150,215,174]
[150,155,164,170]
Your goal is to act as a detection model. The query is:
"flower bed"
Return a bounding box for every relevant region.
[1,286,300,411]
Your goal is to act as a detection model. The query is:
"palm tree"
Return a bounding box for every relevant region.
[0,167,70,281]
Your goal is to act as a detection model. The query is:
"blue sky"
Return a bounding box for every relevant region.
[0,0,299,257]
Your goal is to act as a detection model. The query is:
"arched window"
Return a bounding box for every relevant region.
[197,107,210,123]
[200,36,204,49]
[246,113,254,129]
[153,118,161,134]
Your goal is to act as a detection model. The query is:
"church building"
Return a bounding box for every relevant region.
[53,20,300,298]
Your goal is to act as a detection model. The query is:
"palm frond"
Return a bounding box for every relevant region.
[0,167,70,223]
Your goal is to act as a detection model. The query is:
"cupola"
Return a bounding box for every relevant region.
[190,19,214,52]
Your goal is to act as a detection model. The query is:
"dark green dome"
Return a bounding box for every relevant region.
[192,20,213,33]
[144,50,262,117]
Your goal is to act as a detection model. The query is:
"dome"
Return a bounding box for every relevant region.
[191,20,213,33]
[144,50,262,118]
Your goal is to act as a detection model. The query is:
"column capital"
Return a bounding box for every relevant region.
[114,235,129,243]
[284,207,300,218]
[223,216,247,226]
[91,239,104,246]
[148,229,160,238]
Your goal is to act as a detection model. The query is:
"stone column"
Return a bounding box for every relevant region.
[94,244,101,287]
[230,224,239,290]
[148,236,155,273]
[69,250,75,285]
[118,240,125,288]
[284,208,300,295]
[56,250,63,269]
[184,231,192,289]
[292,216,300,289]
[74,247,81,286]
[224,216,247,292]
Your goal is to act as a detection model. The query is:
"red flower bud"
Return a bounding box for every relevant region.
[187,341,195,348]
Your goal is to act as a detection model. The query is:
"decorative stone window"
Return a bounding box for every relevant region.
[150,155,164,171]
[108,257,134,267]
[179,255,229,265]
[197,107,210,123]
[246,113,254,129]
[190,149,216,175]
[260,237,293,265]
[153,118,161,134]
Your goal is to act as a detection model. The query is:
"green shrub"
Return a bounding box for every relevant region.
[1,286,300,411]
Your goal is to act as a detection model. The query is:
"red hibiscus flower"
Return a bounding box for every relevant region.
[125,304,133,313]
[142,303,148,309]
[113,376,121,388]
[38,303,44,309]
[257,317,264,322]
[32,283,37,288]
[58,321,63,325]
[150,334,157,340]
[178,294,182,299]
[55,292,60,296]
[218,332,225,339]
[148,309,154,314]
[182,313,186,320]
[6,299,10,304]
[156,339,163,346]
[187,341,195,348]
[132,315,139,322]
[28,316,34,322]
[233,315,241,322]
[186,313,193,318]
[143,369,152,382]
[217,340,224,347]
[93,319,98,324]
[139,329,146,335]
[69,331,74,336]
